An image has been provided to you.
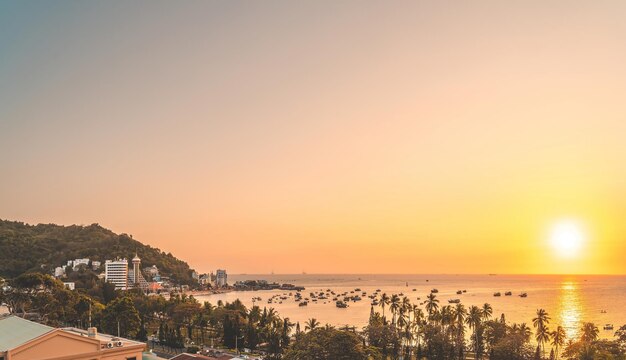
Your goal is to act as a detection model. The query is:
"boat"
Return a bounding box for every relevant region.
[299,301,308,306]
[456,290,463,295]
[431,289,439,293]
[336,301,348,308]
[493,292,501,297]
[448,299,461,304]
[505,291,512,296]
[604,324,614,330]
[519,293,528,298]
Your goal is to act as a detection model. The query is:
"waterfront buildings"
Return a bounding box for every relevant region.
[216,269,228,288]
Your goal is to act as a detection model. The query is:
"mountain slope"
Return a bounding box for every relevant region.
[0,219,197,285]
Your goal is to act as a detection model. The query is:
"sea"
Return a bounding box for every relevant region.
[195,274,626,341]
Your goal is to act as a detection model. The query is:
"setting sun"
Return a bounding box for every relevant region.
[550,220,586,258]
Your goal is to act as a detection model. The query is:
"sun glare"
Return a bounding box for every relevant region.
[549,220,585,258]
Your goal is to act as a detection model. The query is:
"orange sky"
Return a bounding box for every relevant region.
[1,1,626,274]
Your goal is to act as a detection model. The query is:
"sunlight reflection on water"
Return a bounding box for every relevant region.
[558,280,581,340]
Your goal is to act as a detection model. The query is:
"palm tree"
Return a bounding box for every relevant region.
[380,293,390,322]
[390,294,401,326]
[425,293,439,320]
[517,323,532,343]
[550,325,566,359]
[580,322,599,343]
[482,303,493,321]
[402,296,412,323]
[454,303,467,335]
[304,318,319,331]
[453,303,467,359]
[466,305,483,358]
[532,309,551,357]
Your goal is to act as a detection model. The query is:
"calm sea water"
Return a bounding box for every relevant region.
[196,274,626,341]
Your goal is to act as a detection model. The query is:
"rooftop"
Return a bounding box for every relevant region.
[0,315,53,352]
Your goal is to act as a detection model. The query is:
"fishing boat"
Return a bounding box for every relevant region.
[448,299,461,304]
[493,292,501,297]
[519,293,528,298]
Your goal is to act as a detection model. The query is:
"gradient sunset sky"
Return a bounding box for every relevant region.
[2,1,626,275]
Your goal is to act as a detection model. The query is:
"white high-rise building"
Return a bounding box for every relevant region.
[216,269,228,288]
[105,259,129,290]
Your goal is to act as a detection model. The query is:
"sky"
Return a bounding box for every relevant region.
[1,1,626,275]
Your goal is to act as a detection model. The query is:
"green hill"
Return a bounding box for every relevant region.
[0,219,197,285]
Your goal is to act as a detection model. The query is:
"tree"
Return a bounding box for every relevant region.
[379,293,390,322]
[580,322,599,343]
[533,309,551,357]
[482,303,493,321]
[466,305,483,358]
[101,296,141,338]
[284,328,373,360]
[305,318,320,331]
[550,325,566,359]
[425,293,440,319]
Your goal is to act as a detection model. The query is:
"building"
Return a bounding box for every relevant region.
[53,266,65,278]
[144,265,159,278]
[105,258,129,290]
[0,315,147,360]
[215,269,228,288]
[62,282,75,291]
[129,254,149,292]
[67,258,90,270]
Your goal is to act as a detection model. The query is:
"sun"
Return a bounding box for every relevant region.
[549,220,585,258]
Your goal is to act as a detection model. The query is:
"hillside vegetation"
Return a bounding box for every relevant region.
[0,219,196,285]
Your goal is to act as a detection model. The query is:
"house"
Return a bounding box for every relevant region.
[0,314,146,360]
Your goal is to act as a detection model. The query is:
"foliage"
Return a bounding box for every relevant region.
[0,219,197,285]
[283,327,372,360]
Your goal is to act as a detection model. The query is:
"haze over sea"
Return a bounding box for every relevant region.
[197,274,626,341]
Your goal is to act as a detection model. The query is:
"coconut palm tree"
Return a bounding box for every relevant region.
[533,309,551,356]
[580,322,599,343]
[390,294,401,326]
[425,293,439,320]
[304,318,319,331]
[441,305,454,332]
[380,293,390,322]
[482,303,493,321]
[550,325,566,359]
[517,323,532,343]
[466,305,483,358]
